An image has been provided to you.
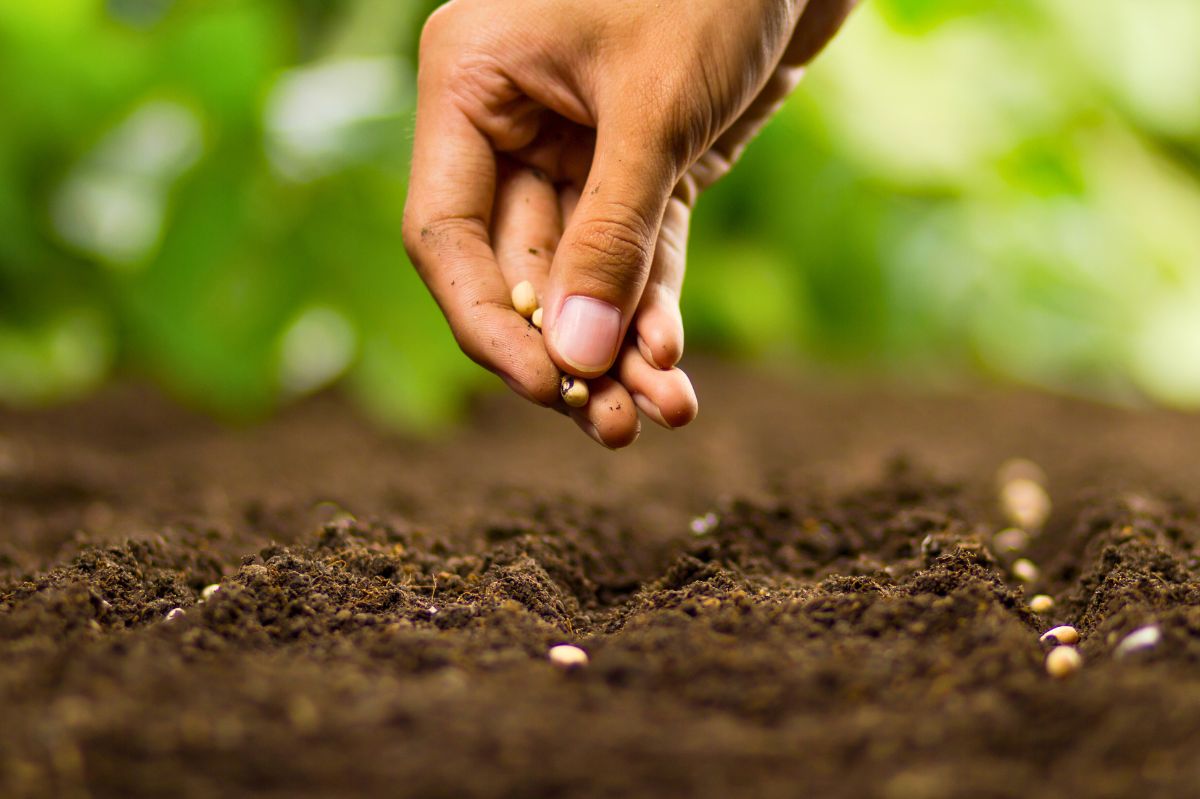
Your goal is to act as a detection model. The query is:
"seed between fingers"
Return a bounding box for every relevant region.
[511,281,538,319]
[561,375,589,408]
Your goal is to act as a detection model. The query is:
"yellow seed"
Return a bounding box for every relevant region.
[1045,646,1082,678]
[531,307,543,329]
[1000,478,1051,531]
[560,375,589,407]
[996,457,1047,490]
[1029,594,1055,614]
[201,584,221,601]
[993,527,1029,554]
[1012,558,1040,583]
[548,644,589,669]
[1040,625,1079,646]
[511,281,538,318]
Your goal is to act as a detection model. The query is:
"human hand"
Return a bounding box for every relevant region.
[403,0,855,447]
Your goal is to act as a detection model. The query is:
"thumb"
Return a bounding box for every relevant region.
[543,126,675,378]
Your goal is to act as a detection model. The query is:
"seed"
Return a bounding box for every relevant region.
[201,584,221,601]
[511,281,538,318]
[165,607,185,622]
[1040,625,1079,646]
[560,375,589,407]
[1114,625,1161,659]
[996,458,1047,489]
[548,644,589,669]
[690,512,719,536]
[531,307,543,329]
[1045,645,1082,678]
[1029,594,1055,614]
[993,527,1029,555]
[1012,558,1040,583]
[1000,478,1051,531]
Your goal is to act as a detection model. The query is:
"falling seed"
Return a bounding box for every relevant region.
[1040,625,1079,646]
[531,307,543,329]
[165,607,185,622]
[1000,478,1051,531]
[1045,645,1082,678]
[993,527,1029,555]
[1029,594,1055,614]
[201,584,221,601]
[511,281,538,318]
[548,644,589,670]
[1114,625,1161,659]
[1012,558,1040,583]
[560,375,589,407]
[920,534,941,561]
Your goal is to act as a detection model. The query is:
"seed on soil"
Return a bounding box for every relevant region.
[531,307,543,329]
[511,281,538,318]
[996,457,1048,489]
[1040,625,1079,646]
[690,512,719,536]
[993,527,1029,554]
[560,375,589,408]
[165,607,185,622]
[1114,625,1162,659]
[201,584,221,601]
[1029,594,1055,614]
[1045,645,1083,678]
[1012,558,1040,583]
[1000,477,1051,531]
[548,644,589,670]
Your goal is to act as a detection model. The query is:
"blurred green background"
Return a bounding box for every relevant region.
[2,0,1199,427]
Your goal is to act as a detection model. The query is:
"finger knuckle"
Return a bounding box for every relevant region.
[568,212,654,289]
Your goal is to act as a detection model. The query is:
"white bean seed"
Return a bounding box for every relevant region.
[1045,645,1082,678]
[560,375,589,408]
[1000,478,1051,531]
[1114,625,1161,659]
[996,458,1047,489]
[1029,594,1055,614]
[548,644,589,669]
[165,607,185,622]
[1040,625,1079,646]
[1012,558,1040,583]
[511,281,538,318]
[993,528,1029,554]
[201,584,221,601]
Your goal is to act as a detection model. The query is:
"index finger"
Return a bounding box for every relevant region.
[401,54,561,406]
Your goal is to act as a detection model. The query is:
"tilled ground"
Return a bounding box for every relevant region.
[3,363,1200,798]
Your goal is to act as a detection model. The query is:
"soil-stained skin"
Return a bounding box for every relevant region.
[3,363,1200,798]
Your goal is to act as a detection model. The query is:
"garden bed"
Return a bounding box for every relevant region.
[3,362,1200,798]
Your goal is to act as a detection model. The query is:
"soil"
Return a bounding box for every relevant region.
[4,360,1200,799]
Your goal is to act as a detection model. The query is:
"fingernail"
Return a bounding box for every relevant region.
[637,335,659,368]
[553,296,621,373]
[632,392,671,429]
[578,421,614,450]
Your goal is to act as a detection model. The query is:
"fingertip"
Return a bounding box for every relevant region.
[615,345,698,430]
[635,302,684,369]
[632,373,698,430]
[569,376,640,449]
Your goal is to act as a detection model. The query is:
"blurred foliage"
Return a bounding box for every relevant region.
[1,0,1198,426]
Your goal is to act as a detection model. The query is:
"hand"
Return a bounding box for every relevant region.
[403,0,855,447]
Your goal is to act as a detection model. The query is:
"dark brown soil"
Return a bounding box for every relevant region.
[4,361,1200,798]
